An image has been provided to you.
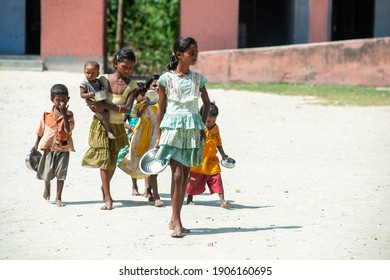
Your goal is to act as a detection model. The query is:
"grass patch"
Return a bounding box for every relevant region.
[207,82,390,106]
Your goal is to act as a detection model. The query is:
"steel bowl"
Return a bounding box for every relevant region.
[25,151,42,171]
[145,90,159,105]
[139,148,169,174]
[94,89,107,101]
[221,157,236,169]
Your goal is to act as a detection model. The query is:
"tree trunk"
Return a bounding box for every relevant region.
[115,0,124,52]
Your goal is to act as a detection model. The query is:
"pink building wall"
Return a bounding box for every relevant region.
[192,38,390,87]
[180,0,239,51]
[40,0,106,71]
[309,0,329,43]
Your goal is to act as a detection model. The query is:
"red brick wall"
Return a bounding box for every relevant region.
[192,38,390,87]
[41,0,105,56]
[180,0,239,51]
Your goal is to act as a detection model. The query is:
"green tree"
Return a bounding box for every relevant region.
[107,0,179,77]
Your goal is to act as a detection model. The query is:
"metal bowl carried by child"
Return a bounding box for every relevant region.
[25,151,42,171]
[139,148,169,174]
[221,157,236,169]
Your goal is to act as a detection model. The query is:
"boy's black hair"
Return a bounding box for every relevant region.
[84,60,100,70]
[200,101,218,117]
[50,84,69,99]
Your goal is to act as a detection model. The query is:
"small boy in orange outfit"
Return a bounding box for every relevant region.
[31,84,75,207]
[186,102,231,208]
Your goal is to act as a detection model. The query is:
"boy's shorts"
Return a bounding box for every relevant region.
[186,172,224,195]
[36,149,70,181]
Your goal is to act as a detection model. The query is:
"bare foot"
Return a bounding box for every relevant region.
[43,186,50,201]
[131,187,140,196]
[221,200,231,208]
[56,200,65,207]
[154,199,164,207]
[169,221,190,233]
[100,202,113,210]
[107,131,116,140]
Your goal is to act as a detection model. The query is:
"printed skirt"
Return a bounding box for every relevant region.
[82,116,128,170]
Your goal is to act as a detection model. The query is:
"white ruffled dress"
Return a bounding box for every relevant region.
[156,70,207,167]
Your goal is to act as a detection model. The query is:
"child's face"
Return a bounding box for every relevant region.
[51,94,69,109]
[205,115,217,129]
[148,79,158,92]
[136,91,146,103]
[115,59,135,77]
[84,65,99,82]
[179,44,198,66]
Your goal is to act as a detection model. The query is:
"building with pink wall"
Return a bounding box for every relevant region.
[180,0,390,50]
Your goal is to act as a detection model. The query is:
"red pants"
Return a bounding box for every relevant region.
[186,172,224,195]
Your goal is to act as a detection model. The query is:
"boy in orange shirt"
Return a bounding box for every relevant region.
[31,84,75,207]
[186,102,231,208]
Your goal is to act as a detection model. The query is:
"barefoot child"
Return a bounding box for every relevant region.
[186,102,231,208]
[82,49,138,210]
[31,84,75,207]
[80,60,116,139]
[155,36,211,237]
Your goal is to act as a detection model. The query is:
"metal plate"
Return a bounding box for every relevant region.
[139,148,169,174]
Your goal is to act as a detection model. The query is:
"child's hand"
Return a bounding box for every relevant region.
[88,92,95,98]
[30,145,38,152]
[59,101,68,115]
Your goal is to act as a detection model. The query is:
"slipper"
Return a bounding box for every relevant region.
[154,199,164,207]
[100,205,113,210]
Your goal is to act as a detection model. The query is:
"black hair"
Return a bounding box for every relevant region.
[135,82,147,98]
[84,60,100,70]
[112,49,136,68]
[145,74,160,89]
[166,36,197,71]
[50,84,69,99]
[200,101,218,117]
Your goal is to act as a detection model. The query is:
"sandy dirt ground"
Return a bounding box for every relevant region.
[0,70,389,262]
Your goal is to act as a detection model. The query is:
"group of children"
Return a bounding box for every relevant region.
[30,36,232,237]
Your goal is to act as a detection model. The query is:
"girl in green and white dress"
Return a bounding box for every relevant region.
[155,37,211,238]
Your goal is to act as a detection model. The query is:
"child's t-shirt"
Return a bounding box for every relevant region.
[191,124,222,175]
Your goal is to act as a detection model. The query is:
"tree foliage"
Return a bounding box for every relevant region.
[107,0,179,77]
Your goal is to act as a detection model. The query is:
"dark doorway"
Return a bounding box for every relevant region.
[26,0,41,54]
[238,0,290,48]
[331,0,375,41]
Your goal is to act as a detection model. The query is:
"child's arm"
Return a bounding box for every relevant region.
[31,135,42,152]
[137,100,149,117]
[59,102,71,133]
[155,84,167,148]
[217,145,228,160]
[200,86,211,141]
[80,86,95,100]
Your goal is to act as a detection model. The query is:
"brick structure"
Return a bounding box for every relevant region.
[40,0,106,71]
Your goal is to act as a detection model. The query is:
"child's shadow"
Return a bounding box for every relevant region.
[185,200,274,210]
[188,225,303,235]
[64,199,152,208]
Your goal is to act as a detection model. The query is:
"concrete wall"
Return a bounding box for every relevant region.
[192,37,390,87]
[180,0,239,51]
[40,0,106,71]
[0,0,25,54]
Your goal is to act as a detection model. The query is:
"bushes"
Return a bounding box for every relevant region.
[107,0,179,76]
